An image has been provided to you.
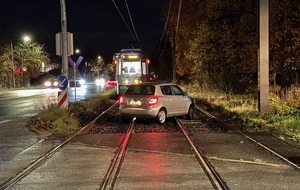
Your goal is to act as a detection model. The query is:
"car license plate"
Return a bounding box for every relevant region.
[129,100,142,106]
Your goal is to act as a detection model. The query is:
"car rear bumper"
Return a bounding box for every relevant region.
[119,108,159,118]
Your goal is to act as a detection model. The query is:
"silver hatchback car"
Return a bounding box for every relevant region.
[119,83,195,124]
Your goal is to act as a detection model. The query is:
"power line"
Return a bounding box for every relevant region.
[158,0,182,57]
[158,0,173,56]
[125,0,140,42]
[176,0,182,35]
[111,0,137,42]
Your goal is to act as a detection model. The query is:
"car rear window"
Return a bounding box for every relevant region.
[125,85,155,95]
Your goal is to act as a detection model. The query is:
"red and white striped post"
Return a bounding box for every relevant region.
[58,90,68,110]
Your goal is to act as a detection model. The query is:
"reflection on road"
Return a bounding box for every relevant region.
[68,84,88,102]
[0,83,104,118]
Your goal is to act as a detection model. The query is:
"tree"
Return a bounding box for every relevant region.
[171,0,258,93]
[0,41,50,87]
[90,56,104,79]
[161,0,202,80]
[269,0,300,95]
[0,43,13,88]
[162,0,300,94]
[104,62,116,78]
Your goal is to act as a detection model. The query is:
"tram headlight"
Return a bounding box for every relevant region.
[124,79,129,84]
[133,79,141,84]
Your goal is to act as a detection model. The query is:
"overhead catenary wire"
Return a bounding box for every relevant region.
[158,0,173,56]
[176,0,182,34]
[158,0,180,56]
[125,0,140,42]
[111,0,137,42]
[160,0,173,43]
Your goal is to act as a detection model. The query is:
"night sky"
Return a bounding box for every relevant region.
[0,0,165,62]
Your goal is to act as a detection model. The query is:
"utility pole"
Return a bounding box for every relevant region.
[172,29,177,83]
[60,0,68,77]
[258,0,269,111]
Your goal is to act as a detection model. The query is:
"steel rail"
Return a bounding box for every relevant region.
[196,105,231,131]
[0,101,119,190]
[239,132,300,170]
[195,104,300,171]
[175,118,229,190]
[76,101,119,135]
[100,117,136,190]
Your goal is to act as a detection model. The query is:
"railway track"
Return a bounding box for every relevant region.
[1,98,300,189]
[98,117,229,190]
[175,118,229,190]
[99,118,135,190]
[195,103,300,170]
[1,99,229,189]
[0,102,119,190]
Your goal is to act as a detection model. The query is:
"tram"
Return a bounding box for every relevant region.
[113,49,150,95]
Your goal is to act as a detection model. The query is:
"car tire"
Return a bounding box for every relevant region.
[157,109,166,124]
[186,105,195,120]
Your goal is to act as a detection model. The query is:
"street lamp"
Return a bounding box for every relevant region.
[11,35,31,88]
[24,36,30,42]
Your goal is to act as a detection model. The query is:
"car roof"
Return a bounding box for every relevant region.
[130,82,177,86]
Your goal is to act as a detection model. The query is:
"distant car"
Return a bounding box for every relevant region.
[95,78,106,87]
[105,78,117,90]
[69,79,85,87]
[44,78,59,88]
[119,83,195,124]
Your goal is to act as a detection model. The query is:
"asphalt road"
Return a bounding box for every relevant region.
[0,83,105,185]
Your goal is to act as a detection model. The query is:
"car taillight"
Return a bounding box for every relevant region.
[148,96,158,106]
[119,96,124,105]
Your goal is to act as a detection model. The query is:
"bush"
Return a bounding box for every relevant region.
[52,115,79,135]
[265,94,295,116]
[26,90,116,137]
[184,83,300,142]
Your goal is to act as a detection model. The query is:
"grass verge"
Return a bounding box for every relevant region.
[26,89,117,137]
[186,85,300,143]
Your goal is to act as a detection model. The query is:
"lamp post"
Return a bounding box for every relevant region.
[97,56,103,79]
[21,36,31,87]
[10,42,15,88]
[10,36,31,88]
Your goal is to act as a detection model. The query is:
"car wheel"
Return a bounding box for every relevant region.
[186,105,195,119]
[157,109,166,124]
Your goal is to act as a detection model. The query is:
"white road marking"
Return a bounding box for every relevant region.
[20,113,38,117]
[16,139,45,156]
[0,120,11,124]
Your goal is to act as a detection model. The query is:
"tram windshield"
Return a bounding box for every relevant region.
[121,56,142,76]
[122,61,141,75]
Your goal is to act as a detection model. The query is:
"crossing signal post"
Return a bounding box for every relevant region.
[68,56,83,102]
